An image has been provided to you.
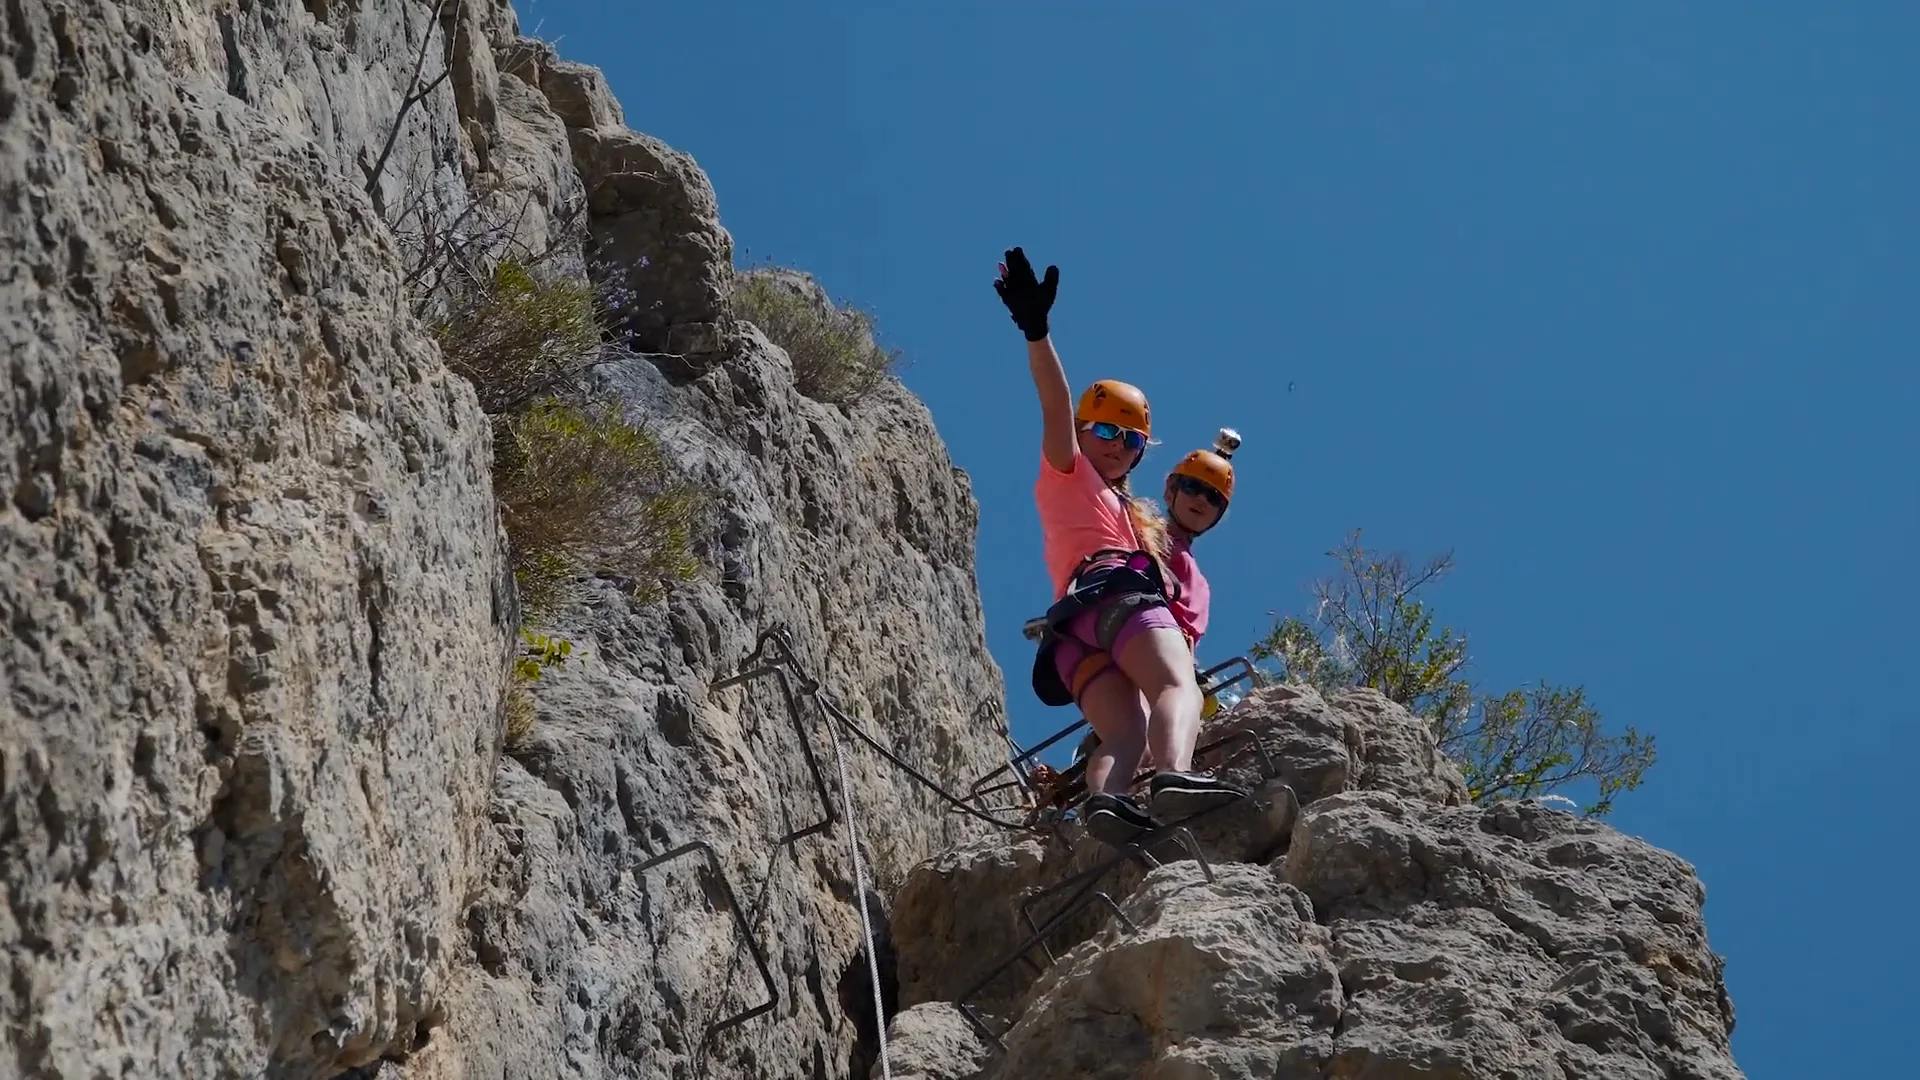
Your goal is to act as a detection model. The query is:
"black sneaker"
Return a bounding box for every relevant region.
[1081,792,1161,847]
[1148,770,1248,822]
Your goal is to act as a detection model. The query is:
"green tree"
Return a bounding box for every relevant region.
[1249,529,1656,815]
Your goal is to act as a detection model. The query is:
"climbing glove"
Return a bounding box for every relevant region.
[993,246,1059,342]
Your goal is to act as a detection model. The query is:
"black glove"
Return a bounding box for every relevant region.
[993,246,1059,342]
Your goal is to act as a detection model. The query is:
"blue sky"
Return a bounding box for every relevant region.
[524,2,1916,1074]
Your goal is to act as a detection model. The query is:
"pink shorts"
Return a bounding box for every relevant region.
[1050,601,1181,704]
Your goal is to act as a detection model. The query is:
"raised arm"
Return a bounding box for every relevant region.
[1028,337,1076,473]
[994,247,1075,472]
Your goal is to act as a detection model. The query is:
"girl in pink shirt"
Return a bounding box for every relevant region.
[1161,428,1240,649]
[994,247,1244,846]
[1074,431,1239,782]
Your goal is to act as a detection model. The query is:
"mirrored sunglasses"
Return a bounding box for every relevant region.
[1087,421,1147,452]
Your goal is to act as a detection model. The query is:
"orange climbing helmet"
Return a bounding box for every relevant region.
[1168,427,1240,513]
[1075,379,1152,439]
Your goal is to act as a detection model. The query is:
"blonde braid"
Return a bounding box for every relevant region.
[1114,473,1171,565]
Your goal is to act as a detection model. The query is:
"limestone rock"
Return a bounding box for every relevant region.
[541,59,624,130]
[1201,682,1471,806]
[890,783,1298,1019]
[498,35,557,89]
[891,833,1068,1014]
[962,794,1744,1080]
[422,320,1006,1078]
[567,125,734,362]
[0,1,510,1076]
[533,62,733,368]
[3,1,998,1077]
[892,686,1741,1080]
[1286,792,1742,1080]
[1328,686,1474,805]
[875,1003,997,1080]
[993,862,1341,1079]
[892,681,1451,1020]
[218,0,470,220]
[441,0,503,172]
[486,73,588,273]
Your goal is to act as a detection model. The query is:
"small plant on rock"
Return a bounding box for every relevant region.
[494,397,706,616]
[425,250,709,620]
[732,269,900,407]
[502,687,538,747]
[502,629,577,747]
[515,629,575,681]
[434,257,604,415]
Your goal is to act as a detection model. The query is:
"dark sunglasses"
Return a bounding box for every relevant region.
[1172,474,1227,508]
[1086,421,1147,452]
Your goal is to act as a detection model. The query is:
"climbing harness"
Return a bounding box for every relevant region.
[1028,547,1179,708]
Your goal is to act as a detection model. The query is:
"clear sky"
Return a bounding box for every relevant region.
[522,2,1916,1075]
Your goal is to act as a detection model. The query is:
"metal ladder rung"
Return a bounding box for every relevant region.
[633,840,780,1042]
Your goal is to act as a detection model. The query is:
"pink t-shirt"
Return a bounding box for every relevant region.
[1164,533,1210,646]
[1034,449,1141,600]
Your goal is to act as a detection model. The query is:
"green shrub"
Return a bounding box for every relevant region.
[408,230,712,752]
[494,397,706,615]
[732,270,900,406]
[1249,529,1656,816]
[434,257,602,415]
[502,629,576,748]
[514,629,575,682]
[510,548,578,626]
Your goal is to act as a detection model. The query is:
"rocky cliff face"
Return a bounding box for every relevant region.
[2,2,1001,1078]
[439,284,1008,1080]
[0,3,1743,1080]
[886,687,1744,1080]
[2,1,513,1076]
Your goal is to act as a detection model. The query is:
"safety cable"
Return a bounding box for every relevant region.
[744,629,1033,833]
[825,711,893,1079]
[815,692,1034,832]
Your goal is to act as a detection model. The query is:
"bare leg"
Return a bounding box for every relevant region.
[1076,669,1149,796]
[1113,626,1204,773]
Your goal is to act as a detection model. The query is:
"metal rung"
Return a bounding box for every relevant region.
[1196,727,1276,782]
[713,626,1025,843]
[951,723,1290,1047]
[1016,825,1209,968]
[634,840,780,1043]
[709,655,837,849]
[1019,888,1135,969]
[1198,655,1257,704]
[953,845,1136,1049]
[965,655,1260,828]
[966,716,1089,804]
